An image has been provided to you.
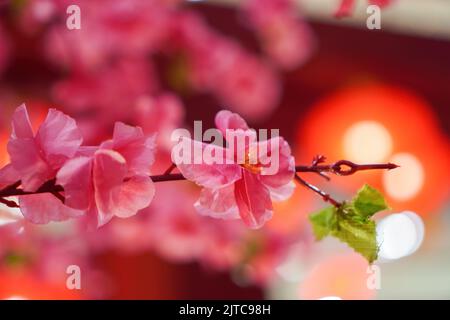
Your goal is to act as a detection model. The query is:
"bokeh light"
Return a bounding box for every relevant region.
[383,153,425,201]
[343,120,393,163]
[377,211,425,261]
[297,84,450,216]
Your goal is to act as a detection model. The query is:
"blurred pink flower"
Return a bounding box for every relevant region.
[335,0,394,17]
[85,182,245,270]
[57,122,156,227]
[171,12,281,121]
[44,0,173,70]
[133,93,185,149]
[176,110,295,229]
[146,183,245,267]
[243,0,315,70]
[52,57,159,144]
[238,231,293,285]
[53,58,158,116]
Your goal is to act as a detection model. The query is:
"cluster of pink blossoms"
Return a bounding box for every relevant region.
[5,0,314,128]
[0,105,295,231]
[0,104,156,227]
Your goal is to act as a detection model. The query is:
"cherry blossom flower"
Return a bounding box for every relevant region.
[335,0,394,17]
[57,122,156,227]
[243,0,315,70]
[0,105,156,227]
[0,104,85,223]
[3,104,82,192]
[175,110,295,229]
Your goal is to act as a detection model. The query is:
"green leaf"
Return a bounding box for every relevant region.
[352,184,389,220]
[308,185,389,263]
[309,206,338,240]
[332,207,379,263]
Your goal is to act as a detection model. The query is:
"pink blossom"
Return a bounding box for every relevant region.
[0,105,156,226]
[176,110,295,229]
[57,122,156,227]
[243,0,315,70]
[5,104,82,192]
[0,104,85,223]
[335,0,394,17]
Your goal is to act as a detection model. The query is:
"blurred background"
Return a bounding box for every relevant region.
[0,0,449,299]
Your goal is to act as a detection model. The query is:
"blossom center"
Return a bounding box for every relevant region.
[240,152,262,174]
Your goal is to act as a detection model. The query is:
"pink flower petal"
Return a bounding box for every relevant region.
[57,156,93,210]
[106,122,156,176]
[0,164,20,188]
[175,138,242,188]
[93,149,127,226]
[19,193,84,224]
[7,105,51,190]
[113,175,155,218]
[76,146,98,157]
[214,110,249,137]
[36,108,83,169]
[8,137,51,191]
[268,181,295,201]
[234,170,273,229]
[257,136,295,188]
[194,185,240,220]
[10,104,34,139]
[7,105,83,191]
[93,149,154,226]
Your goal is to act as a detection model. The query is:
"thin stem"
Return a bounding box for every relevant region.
[296,160,398,176]
[151,173,185,182]
[163,163,177,175]
[294,174,341,208]
[310,155,330,181]
[0,158,398,209]
[0,197,19,208]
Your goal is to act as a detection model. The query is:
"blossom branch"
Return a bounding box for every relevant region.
[0,158,398,209]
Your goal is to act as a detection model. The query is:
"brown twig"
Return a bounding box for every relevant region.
[0,158,398,209]
[294,174,341,207]
[163,163,177,175]
[296,160,398,176]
